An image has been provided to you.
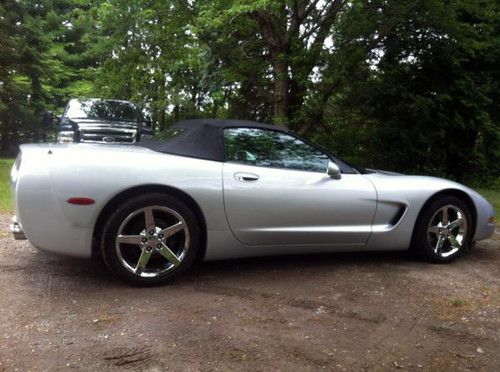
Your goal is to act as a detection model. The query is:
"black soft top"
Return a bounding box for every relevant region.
[138,119,357,173]
[139,119,290,162]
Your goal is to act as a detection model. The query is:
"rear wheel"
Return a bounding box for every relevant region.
[101,193,200,285]
[413,196,473,262]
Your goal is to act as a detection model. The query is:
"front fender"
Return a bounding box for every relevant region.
[364,174,495,250]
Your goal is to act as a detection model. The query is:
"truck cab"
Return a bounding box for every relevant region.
[54,99,153,144]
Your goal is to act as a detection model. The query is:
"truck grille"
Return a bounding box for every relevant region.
[80,128,137,144]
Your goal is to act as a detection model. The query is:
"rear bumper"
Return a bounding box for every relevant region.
[10,216,26,240]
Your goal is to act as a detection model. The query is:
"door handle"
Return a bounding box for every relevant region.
[234,172,260,182]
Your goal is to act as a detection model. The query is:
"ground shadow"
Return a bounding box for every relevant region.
[23,245,420,286]
[20,240,496,288]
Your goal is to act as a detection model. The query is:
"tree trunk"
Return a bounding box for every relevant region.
[158,107,166,131]
[30,72,44,142]
[252,11,289,126]
[173,105,180,122]
[272,56,289,126]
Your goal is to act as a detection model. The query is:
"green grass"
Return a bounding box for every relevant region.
[0,159,14,213]
[476,188,500,214]
[451,298,468,308]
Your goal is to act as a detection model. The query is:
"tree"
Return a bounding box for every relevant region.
[0,0,497,183]
[324,0,500,182]
[195,0,349,131]
[0,0,45,152]
[0,0,100,153]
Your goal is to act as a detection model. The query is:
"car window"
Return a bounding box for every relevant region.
[224,128,329,173]
[65,99,142,122]
[153,128,185,141]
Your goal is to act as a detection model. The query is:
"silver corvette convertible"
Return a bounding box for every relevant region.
[10,119,495,284]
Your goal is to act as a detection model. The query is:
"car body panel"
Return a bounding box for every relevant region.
[222,162,377,245]
[14,143,227,257]
[364,173,495,250]
[11,142,495,260]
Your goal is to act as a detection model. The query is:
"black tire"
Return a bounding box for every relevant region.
[100,193,201,285]
[413,195,473,263]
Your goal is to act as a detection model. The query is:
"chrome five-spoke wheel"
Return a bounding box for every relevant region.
[413,195,472,262]
[101,194,201,285]
[116,206,190,277]
[427,205,467,258]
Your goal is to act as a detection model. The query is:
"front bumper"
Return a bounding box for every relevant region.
[10,216,26,240]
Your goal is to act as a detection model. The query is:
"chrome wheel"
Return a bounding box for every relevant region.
[115,206,190,278]
[427,205,468,258]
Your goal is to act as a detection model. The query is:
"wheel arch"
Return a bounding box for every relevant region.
[411,188,477,247]
[92,184,207,260]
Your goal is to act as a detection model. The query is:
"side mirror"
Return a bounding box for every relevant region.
[327,161,341,179]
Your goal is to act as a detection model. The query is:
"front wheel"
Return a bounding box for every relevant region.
[413,196,473,262]
[100,193,201,285]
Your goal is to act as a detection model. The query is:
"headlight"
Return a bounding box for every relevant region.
[141,134,153,141]
[58,131,75,144]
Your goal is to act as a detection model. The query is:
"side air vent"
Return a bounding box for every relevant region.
[390,205,406,226]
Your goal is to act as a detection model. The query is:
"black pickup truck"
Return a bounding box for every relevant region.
[45,99,153,144]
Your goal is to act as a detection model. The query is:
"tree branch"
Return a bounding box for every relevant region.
[252,10,285,53]
[301,0,346,44]
[288,0,318,42]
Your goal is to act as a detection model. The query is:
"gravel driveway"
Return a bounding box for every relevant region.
[0,216,498,371]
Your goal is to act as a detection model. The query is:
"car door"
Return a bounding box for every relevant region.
[222,127,377,246]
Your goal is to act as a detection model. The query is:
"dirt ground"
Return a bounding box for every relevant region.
[0,216,498,372]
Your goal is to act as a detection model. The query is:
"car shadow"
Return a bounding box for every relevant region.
[188,250,415,277]
[186,243,498,283]
[19,242,496,288]
[21,247,416,286]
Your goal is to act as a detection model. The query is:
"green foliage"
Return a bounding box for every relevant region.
[0,0,99,152]
[0,0,498,184]
[476,189,500,214]
[317,0,500,183]
[0,159,14,212]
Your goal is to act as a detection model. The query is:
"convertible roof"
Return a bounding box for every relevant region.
[175,119,285,130]
[139,119,290,162]
[139,118,358,173]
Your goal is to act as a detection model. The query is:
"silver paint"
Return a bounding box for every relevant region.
[11,143,495,260]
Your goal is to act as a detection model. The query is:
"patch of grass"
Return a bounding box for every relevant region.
[451,298,467,308]
[0,159,14,213]
[476,188,500,215]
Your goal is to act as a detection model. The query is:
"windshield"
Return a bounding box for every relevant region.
[65,99,143,122]
[152,128,185,141]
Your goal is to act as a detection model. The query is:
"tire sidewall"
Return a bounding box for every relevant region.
[101,193,201,285]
